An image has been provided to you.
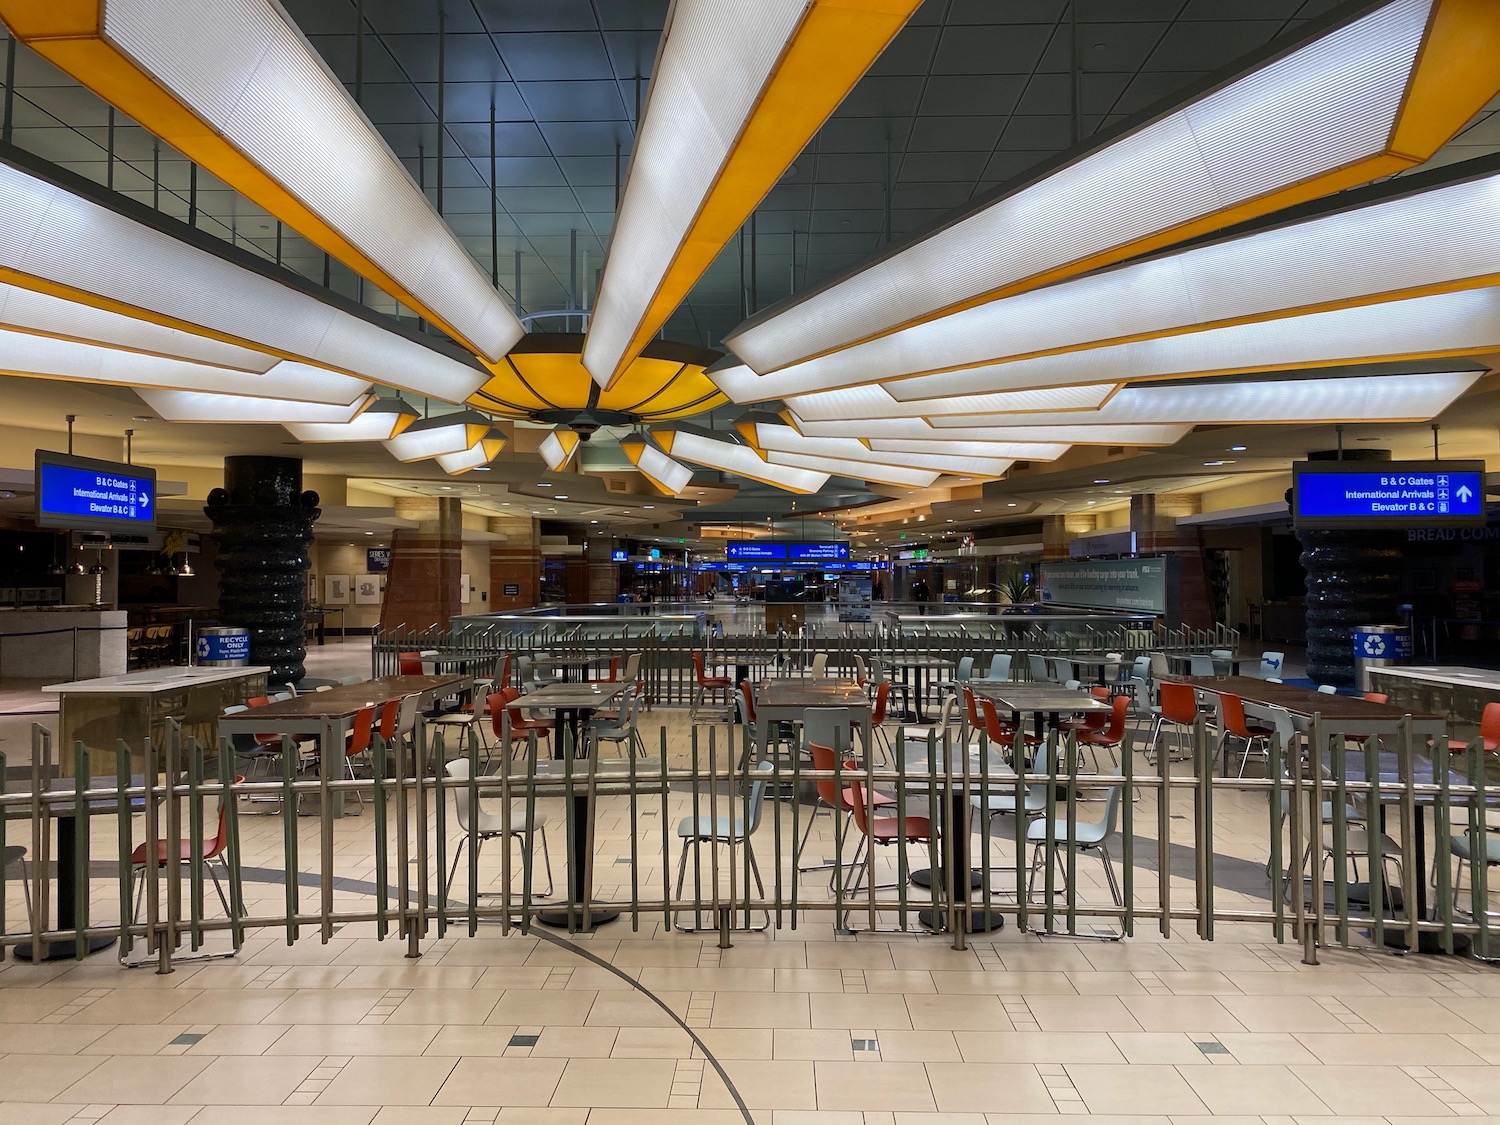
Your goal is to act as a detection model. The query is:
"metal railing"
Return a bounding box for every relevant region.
[5,701,1489,970]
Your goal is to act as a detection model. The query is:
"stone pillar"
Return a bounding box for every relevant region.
[1295,450,1402,688]
[585,539,620,603]
[204,456,319,683]
[379,496,462,631]
[1042,515,1095,561]
[1131,493,1214,628]
[488,515,541,611]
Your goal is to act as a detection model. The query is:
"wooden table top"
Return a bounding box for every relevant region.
[221,675,467,720]
[1172,676,1442,723]
[757,678,869,708]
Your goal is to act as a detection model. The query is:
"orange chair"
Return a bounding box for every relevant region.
[1448,701,1500,754]
[1216,692,1276,777]
[691,652,733,720]
[585,656,621,684]
[864,682,893,761]
[490,689,554,757]
[796,739,893,884]
[840,761,933,928]
[129,776,244,926]
[1149,681,1200,765]
[397,651,424,675]
[979,697,1041,761]
[1077,694,1132,771]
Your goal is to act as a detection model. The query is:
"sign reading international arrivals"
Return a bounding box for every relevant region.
[1294,459,1487,529]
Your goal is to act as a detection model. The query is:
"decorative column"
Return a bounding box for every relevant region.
[204,456,319,683]
[1042,514,1095,561]
[1295,450,1402,688]
[487,515,541,610]
[1131,493,1213,629]
[379,496,463,631]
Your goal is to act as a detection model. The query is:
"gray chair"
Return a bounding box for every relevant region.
[589,691,645,757]
[934,655,974,701]
[4,846,32,933]
[443,757,552,899]
[1027,653,1051,682]
[674,759,776,931]
[1438,830,1500,918]
[986,653,1012,680]
[1188,654,1216,677]
[1027,768,1127,907]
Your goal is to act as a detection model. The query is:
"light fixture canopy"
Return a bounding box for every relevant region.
[284,395,420,443]
[538,428,581,472]
[137,388,374,423]
[654,427,830,494]
[384,410,496,462]
[620,432,693,494]
[436,428,508,475]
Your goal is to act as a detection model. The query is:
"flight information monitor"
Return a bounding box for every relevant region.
[1293,459,1486,529]
[36,450,157,533]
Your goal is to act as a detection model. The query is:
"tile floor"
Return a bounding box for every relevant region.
[3,641,1500,1123]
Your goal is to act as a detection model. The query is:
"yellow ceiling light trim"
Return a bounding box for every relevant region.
[539,429,581,472]
[654,427,829,495]
[749,424,1015,476]
[725,0,1500,375]
[583,0,920,389]
[3,0,525,364]
[384,410,495,463]
[284,396,419,443]
[436,429,509,475]
[620,432,693,495]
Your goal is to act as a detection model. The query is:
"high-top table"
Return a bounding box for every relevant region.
[218,675,466,817]
[1173,676,1445,740]
[968,681,1108,741]
[890,655,954,722]
[755,678,872,755]
[509,681,630,927]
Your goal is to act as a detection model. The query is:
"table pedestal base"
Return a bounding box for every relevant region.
[919,907,1005,933]
[534,909,619,930]
[909,867,984,891]
[13,936,116,963]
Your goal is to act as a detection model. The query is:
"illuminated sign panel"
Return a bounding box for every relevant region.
[1294,459,1486,529]
[726,542,849,561]
[36,450,157,532]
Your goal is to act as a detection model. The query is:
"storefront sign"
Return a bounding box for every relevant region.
[611,549,628,561]
[1040,557,1167,614]
[502,583,520,596]
[366,547,391,572]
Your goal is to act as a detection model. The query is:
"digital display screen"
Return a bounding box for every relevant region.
[36,450,156,532]
[1294,460,1486,528]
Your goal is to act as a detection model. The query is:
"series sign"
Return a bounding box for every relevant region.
[35,450,157,533]
[1294,459,1487,529]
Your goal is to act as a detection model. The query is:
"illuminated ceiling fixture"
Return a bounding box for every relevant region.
[862,437,1070,461]
[384,410,496,463]
[0,326,370,402]
[750,425,1016,476]
[762,450,939,489]
[284,396,420,442]
[724,0,1500,374]
[3,0,524,363]
[620,432,693,495]
[470,334,724,422]
[711,360,1118,410]
[137,388,373,424]
[921,370,1482,429]
[782,382,1116,421]
[785,415,1192,445]
[436,429,508,475]
[582,0,920,389]
[0,158,488,401]
[652,427,829,495]
[538,428,581,472]
[782,164,1500,397]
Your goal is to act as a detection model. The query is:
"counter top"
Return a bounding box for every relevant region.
[44,665,271,694]
[1367,665,1500,691]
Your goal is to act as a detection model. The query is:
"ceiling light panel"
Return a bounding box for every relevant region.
[655,428,829,494]
[622,435,694,495]
[889,286,1500,403]
[583,0,918,389]
[923,370,1481,428]
[787,416,1192,445]
[763,450,939,488]
[0,159,488,402]
[725,0,1495,373]
[782,381,1116,421]
[6,0,524,364]
[138,389,373,423]
[384,411,496,462]
[864,438,1069,461]
[750,426,1014,476]
[539,429,581,472]
[284,396,418,442]
[436,430,508,475]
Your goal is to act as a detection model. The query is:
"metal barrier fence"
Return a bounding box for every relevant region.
[372,622,1242,709]
[4,699,1493,969]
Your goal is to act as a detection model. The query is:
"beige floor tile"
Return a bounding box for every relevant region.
[1437,996,1500,1033]
[1449,1032,1500,1064]
[697,1059,816,1110]
[490,1110,589,1125]
[1026,994,1142,1032]
[904,993,1012,1031]
[424,1024,519,1056]
[609,1025,695,1057]
[549,1057,677,1108]
[368,1110,469,1125]
[690,1028,774,1060]
[383,990,504,1025]
[1180,1064,1330,1115]
[587,1112,747,1125]
[635,967,774,992]
[1290,1063,1452,1116]
[260,988,390,1025]
[772,1027,857,1060]
[585,990,688,1027]
[80,1024,194,1056]
[1064,970,1148,995]
[170,1055,318,1105]
[319,1056,460,1106]
[955,1030,1124,1063]
[185,1024,290,1055]
[1342,995,1481,1033]
[1152,971,1243,995]
[62,991,195,1025]
[1216,994,1348,1033]
[487,989,596,1026]
[56,1055,211,1105]
[870,1030,962,1062]
[810,992,914,1030]
[1230,972,1387,996]
[337,965,485,990]
[431,1056,565,1106]
[1,1053,105,1101]
[812,1060,937,1112]
[1434,1064,1500,1112]
[186,1107,375,1124]
[925,1061,1056,1114]
[0,1023,107,1053]
[804,943,895,970]
[96,1108,200,1125]
[269,1023,441,1056]
[930,970,1077,995]
[529,1025,620,1057]
[1211,1031,1319,1064]
[0,1106,85,1125]
[169,989,300,1024]
[0,991,90,1022]
[710,991,811,1029]
[1066,1062,1210,1115]
[862,970,937,994]
[1293,1030,1487,1065]
[1120,995,1246,1033]
[1107,1032,1212,1065]
[772,969,847,993]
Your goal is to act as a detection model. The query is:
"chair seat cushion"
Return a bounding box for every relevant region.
[1321,826,1401,856]
[868,816,932,841]
[839,787,894,809]
[1026,817,1108,846]
[676,815,749,839]
[131,839,221,864]
[1451,831,1500,863]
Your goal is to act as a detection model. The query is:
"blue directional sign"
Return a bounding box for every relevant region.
[35,450,157,532]
[1294,460,1486,529]
[787,542,849,561]
[726,542,787,560]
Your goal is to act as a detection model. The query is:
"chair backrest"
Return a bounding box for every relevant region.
[1258,651,1285,678]
[853,654,869,684]
[955,656,974,682]
[843,761,877,835]
[1097,768,1125,840]
[623,651,642,682]
[1211,648,1231,659]
[1132,655,1151,680]
[1064,678,1082,691]
[248,695,270,708]
[315,684,334,692]
[1481,701,1500,749]
[284,682,298,697]
[810,652,828,677]
[743,759,776,835]
[347,705,377,757]
[1245,700,1296,763]
[1148,652,1170,680]
[692,652,708,684]
[378,698,400,741]
[738,680,757,724]
[870,681,890,725]
[1027,653,1049,682]
[396,694,421,741]
[205,775,244,857]
[1219,693,1254,739]
[808,740,844,807]
[445,757,475,831]
[987,653,1012,680]
[962,685,983,730]
[398,651,424,675]
[518,655,535,683]
[1317,684,1337,695]
[1363,691,1388,704]
[1158,681,1199,725]
[1188,654,1215,677]
[339,675,364,686]
[979,697,1008,745]
[487,691,508,738]
[497,652,514,689]
[804,706,854,755]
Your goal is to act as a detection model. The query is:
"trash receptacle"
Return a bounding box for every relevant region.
[195,626,251,667]
[1353,624,1411,692]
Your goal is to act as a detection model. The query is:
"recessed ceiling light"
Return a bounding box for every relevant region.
[555,494,569,499]
[438,485,452,490]
[1230,445,1247,452]
[537,483,551,487]
[643,505,655,509]
[1087,500,1096,504]
[472,466,491,471]
[132,415,151,421]
[591,520,598,524]
[973,508,981,513]
[364,531,373,535]
[1094,479,1109,484]
[1007,503,1017,507]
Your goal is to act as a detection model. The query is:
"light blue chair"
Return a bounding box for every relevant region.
[1027,769,1126,907]
[972,741,1052,843]
[1188,654,1216,677]
[587,690,645,757]
[935,655,975,701]
[987,653,1012,680]
[674,759,776,931]
[1442,831,1500,918]
[1027,653,1051,682]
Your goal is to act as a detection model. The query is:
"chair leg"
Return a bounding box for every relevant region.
[445,836,467,902]
[536,826,554,897]
[1098,847,1123,907]
[207,859,235,920]
[794,802,827,870]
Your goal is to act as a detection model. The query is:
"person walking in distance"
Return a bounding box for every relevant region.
[910,576,930,615]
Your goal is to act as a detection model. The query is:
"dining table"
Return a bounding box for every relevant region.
[1174,676,1446,743]
[1052,652,1132,686]
[890,655,954,723]
[968,681,1110,742]
[1163,651,1253,676]
[530,652,611,684]
[506,680,631,928]
[755,678,872,756]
